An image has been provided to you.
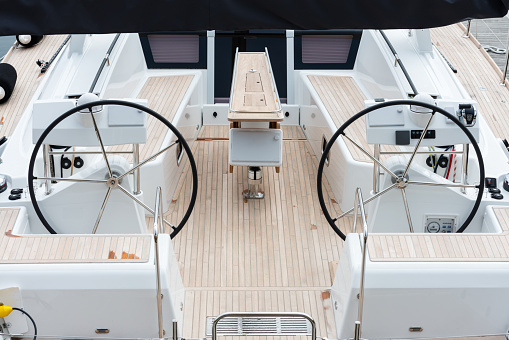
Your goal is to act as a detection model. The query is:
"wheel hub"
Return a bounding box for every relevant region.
[391,169,410,188]
[105,170,122,188]
[107,177,119,188]
[395,176,408,189]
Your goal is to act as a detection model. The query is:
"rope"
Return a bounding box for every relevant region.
[484,45,507,54]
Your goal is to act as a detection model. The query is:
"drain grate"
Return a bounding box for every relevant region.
[206,316,312,336]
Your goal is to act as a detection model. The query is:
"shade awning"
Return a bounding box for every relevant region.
[0,0,508,36]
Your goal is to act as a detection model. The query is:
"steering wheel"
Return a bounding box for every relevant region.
[28,99,198,239]
[317,99,485,240]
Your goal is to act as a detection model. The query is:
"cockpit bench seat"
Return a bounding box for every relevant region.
[0,208,151,263]
[307,75,400,163]
[368,206,509,262]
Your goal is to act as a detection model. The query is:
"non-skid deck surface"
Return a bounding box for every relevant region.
[0,208,151,263]
[368,207,509,262]
[167,126,352,337]
[307,75,398,163]
[0,35,67,137]
[430,23,509,141]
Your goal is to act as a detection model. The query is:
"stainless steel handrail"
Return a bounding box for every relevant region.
[48,150,133,155]
[461,143,469,194]
[212,312,316,340]
[228,48,282,114]
[502,48,509,84]
[464,19,472,37]
[153,186,164,339]
[43,144,52,195]
[352,188,368,340]
[502,30,509,84]
[133,143,141,195]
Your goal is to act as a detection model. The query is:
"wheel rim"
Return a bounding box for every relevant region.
[317,99,485,240]
[28,99,198,239]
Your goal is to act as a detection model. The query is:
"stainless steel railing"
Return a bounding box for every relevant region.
[464,19,472,37]
[461,19,509,85]
[212,312,316,340]
[352,188,368,340]
[228,48,282,114]
[153,186,164,338]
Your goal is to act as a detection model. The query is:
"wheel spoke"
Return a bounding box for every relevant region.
[35,177,107,184]
[89,108,113,177]
[402,112,435,178]
[332,183,398,221]
[117,184,176,230]
[408,181,477,189]
[92,187,112,234]
[342,134,399,180]
[118,140,178,181]
[400,188,414,233]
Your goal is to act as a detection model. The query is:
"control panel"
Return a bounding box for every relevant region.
[32,98,148,146]
[424,216,457,233]
[365,98,479,146]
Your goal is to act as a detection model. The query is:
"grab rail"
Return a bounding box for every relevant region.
[89,33,120,93]
[352,187,368,340]
[153,186,164,338]
[212,312,316,340]
[379,30,418,96]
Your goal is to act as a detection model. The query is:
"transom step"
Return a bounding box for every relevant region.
[206,313,314,337]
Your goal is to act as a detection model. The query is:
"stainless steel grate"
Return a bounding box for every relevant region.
[206,316,312,336]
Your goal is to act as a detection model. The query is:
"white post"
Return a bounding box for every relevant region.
[207,30,215,104]
[286,30,295,104]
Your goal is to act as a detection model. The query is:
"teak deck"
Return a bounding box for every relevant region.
[108,75,194,158]
[308,75,399,162]
[0,208,151,263]
[166,127,345,338]
[0,36,68,137]
[368,23,509,262]
[3,21,509,338]
[228,52,283,122]
[431,23,509,141]
[368,207,509,262]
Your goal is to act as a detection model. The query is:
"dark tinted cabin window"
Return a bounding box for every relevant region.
[302,35,353,64]
[148,35,200,63]
[294,30,362,70]
[139,33,207,69]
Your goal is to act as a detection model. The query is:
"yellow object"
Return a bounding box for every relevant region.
[0,304,13,318]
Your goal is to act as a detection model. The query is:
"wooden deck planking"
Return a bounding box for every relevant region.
[368,24,509,262]
[0,36,67,137]
[164,126,345,337]
[169,137,344,287]
[307,75,399,163]
[368,207,509,262]
[228,52,282,122]
[0,208,151,263]
[106,75,193,160]
[182,289,330,340]
[431,23,509,141]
